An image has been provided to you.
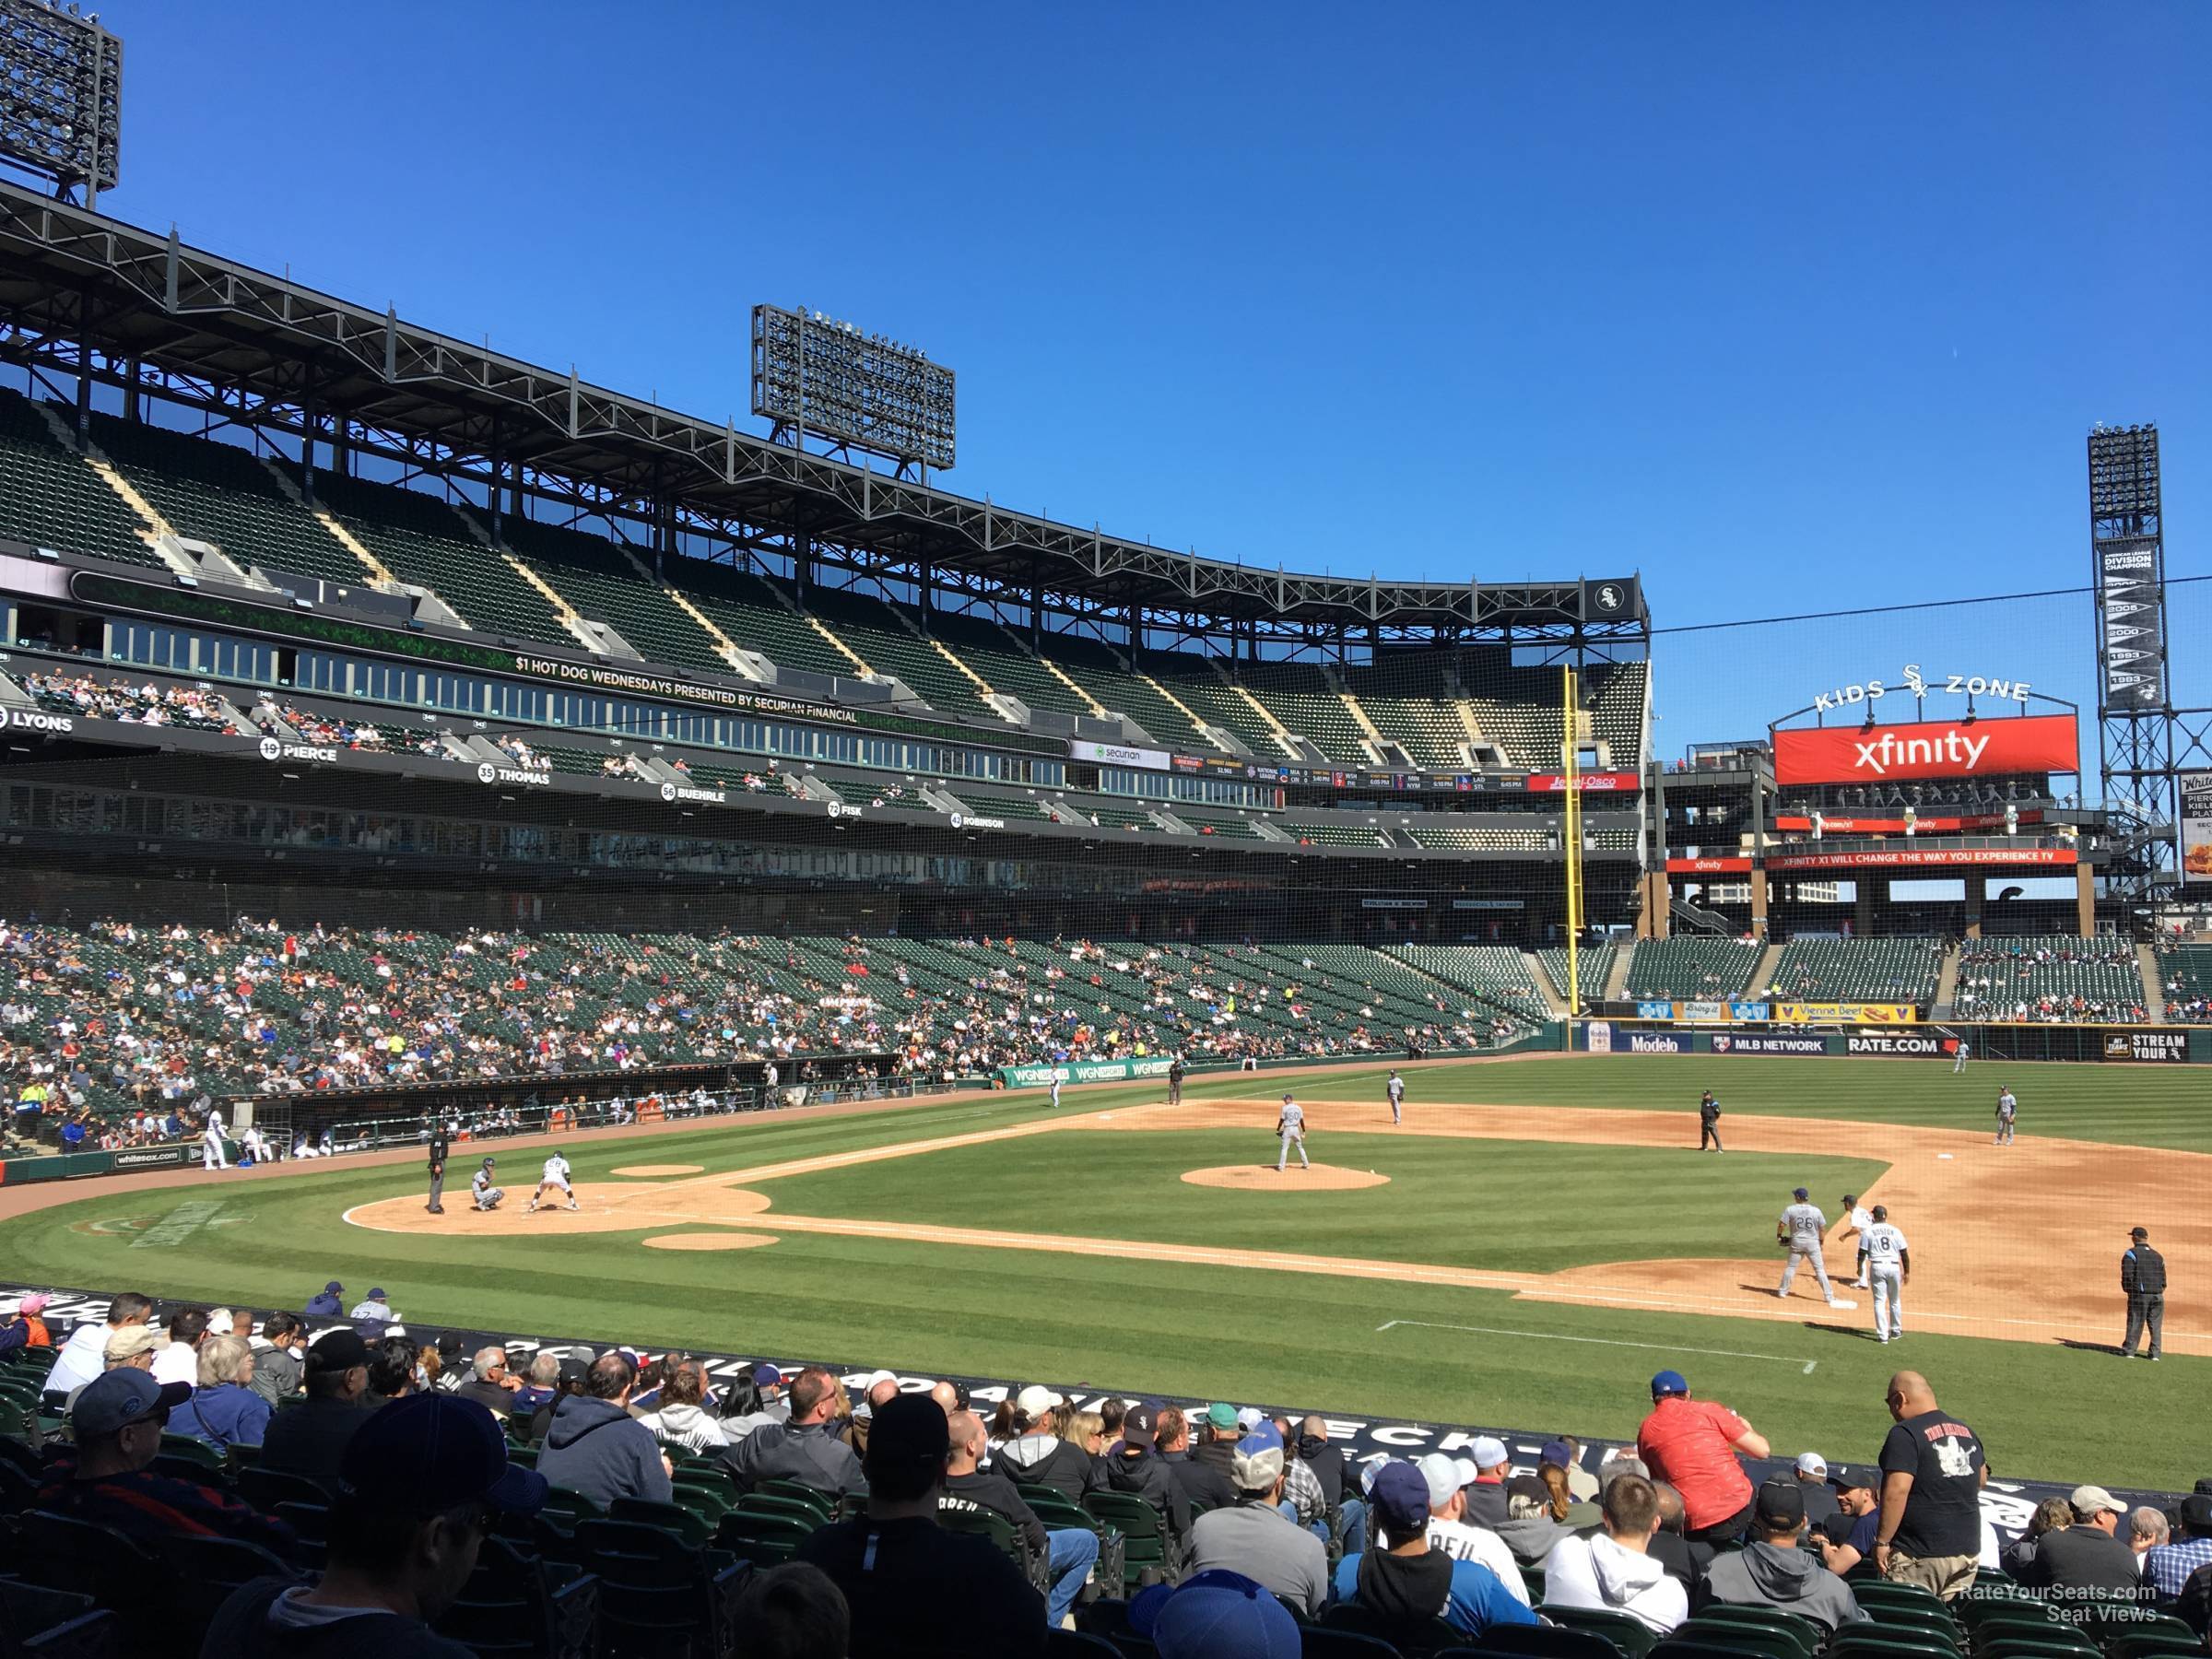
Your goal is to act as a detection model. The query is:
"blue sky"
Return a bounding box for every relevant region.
[88,3,2210,755]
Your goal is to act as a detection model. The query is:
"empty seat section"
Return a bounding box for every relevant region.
[667,562,855,679]
[1406,825,1548,850]
[1623,938,1760,998]
[945,789,1060,823]
[1391,945,1551,1023]
[1279,820,1387,847]
[0,389,164,565]
[1167,808,1264,840]
[805,590,997,717]
[1759,937,1943,1004]
[1149,666,1284,756]
[926,614,1093,717]
[1538,943,1616,1001]
[1342,651,1471,769]
[1045,636,1214,750]
[89,415,368,585]
[1235,661,1369,762]
[311,471,572,646]
[500,519,730,673]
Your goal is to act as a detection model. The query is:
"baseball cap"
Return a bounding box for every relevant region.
[1371,1460,1432,1533]
[2071,1485,2126,1517]
[1756,1478,1806,1529]
[1469,1435,1509,1469]
[751,1363,783,1389]
[1122,1404,1159,1448]
[336,1392,547,1517]
[2130,1227,2149,1241]
[1651,1370,1688,1398]
[1796,1453,1829,1478]
[1230,1421,1286,1492]
[104,1325,168,1363]
[16,1292,47,1315]
[323,1280,345,1294]
[305,1327,371,1372]
[864,1393,949,1469]
[1539,1439,1573,1467]
[1827,1464,1877,1492]
[480,1155,495,1165]
[1206,1402,1241,1433]
[1129,1571,1300,1659]
[1793,1187,1809,1201]
[71,1368,191,1438]
[1014,1384,1064,1419]
[1417,1453,1467,1510]
[1236,1406,1266,1432]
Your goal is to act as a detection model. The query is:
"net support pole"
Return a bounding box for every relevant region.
[1563,666,1584,1018]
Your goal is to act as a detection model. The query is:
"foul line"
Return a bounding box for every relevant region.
[1378,1317,1818,1374]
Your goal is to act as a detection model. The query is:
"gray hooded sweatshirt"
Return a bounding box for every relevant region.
[1703,1540,1867,1630]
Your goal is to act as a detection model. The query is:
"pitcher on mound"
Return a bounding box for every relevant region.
[1275,1094,1310,1172]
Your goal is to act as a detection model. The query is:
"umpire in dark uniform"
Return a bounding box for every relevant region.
[426,1118,451,1215]
[2122,1226,2165,1360]
[1699,1090,1724,1153]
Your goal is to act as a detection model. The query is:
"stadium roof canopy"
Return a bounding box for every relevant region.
[0,181,1645,642]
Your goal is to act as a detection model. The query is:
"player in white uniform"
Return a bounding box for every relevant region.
[525,1151,579,1213]
[1856,1205,1910,1342]
[1775,1186,1841,1306]
[1386,1070,1406,1125]
[201,1108,229,1171]
[1994,1087,2017,1147]
[1952,1037,1971,1074]
[1838,1194,1874,1288]
[1275,1094,1310,1171]
[471,1157,505,1210]
[1049,1072,1063,1109]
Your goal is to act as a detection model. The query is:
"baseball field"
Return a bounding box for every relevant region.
[0,1053,2202,1488]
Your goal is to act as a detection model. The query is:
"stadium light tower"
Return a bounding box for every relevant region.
[0,0,122,208]
[751,303,956,480]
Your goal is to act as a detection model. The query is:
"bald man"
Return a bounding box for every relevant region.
[1873,1371,1985,1600]
[942,1408,1098,1627]
[846,1374,901,1458]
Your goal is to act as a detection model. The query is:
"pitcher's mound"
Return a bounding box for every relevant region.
[612,1164,706,1177]
[1182,1164,1390,1191]
[642,1231,780,1251]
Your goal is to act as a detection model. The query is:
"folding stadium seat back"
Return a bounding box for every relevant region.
[235,1464,329,1513]
[270,1500,328,1571]
[1688,1605,1823,1658]
[1853,1606,1961,1651]
[2103,1625,2209,1659]
[1667,1621,1802,1659]
[13,1511,174,1630]
[606,1496,712,1549]
[1824,1631,1963,1659]
[156,1534,299,1645]
[1322,1600,1471,1656]
[1454,1622,1634,1659]
[1300,1628,1408,1659]
[935,1505,1051,1594]
[712,1508,813,1567]
[753,1479,837,1523]
[1540,1606,1663,1657]
[573,1516,740,1657]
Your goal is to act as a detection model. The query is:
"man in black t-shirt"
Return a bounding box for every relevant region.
[796,1394,1045,1658]
[1872,1371,1984,1600]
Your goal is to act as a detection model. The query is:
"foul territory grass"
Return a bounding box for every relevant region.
[0,1057,2199,1488]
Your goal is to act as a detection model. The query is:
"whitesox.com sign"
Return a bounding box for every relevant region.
[1773,714,2077,785]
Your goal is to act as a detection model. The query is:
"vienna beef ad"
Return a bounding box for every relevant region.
[1774,713,2078,785]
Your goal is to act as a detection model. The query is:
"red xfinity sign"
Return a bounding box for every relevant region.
[1772,714,2078,785]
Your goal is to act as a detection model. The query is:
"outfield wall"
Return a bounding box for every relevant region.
[1576,1021,2209,1063]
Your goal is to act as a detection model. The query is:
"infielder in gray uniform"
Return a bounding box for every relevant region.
[1776,1186,1841,1306]
[1275,1094,1310,1171]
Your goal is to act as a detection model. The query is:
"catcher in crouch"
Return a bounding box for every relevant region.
[525,1149,581,1213]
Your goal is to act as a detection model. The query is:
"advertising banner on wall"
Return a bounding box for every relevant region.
[2183,773,2212,885]
[1712,1033,1830,1055]
[1000,1057,1175,1089]
[2102,1031,2191,1064]
[1771,714,2078,786]
[1778,1002,1919,1025]
[1766,847,2077,873]
[1665,856,1752,874]
[1073,739,1171,772]
[1527,772,1641,793]
[1846,1030,1945,1057]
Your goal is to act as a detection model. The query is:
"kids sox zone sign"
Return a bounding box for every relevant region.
[1775,666,2077,786]
[1809,663,2031,713]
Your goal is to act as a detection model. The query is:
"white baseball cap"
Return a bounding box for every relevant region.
[1469,1436,1510,1469]
[1796,1452,1828,1477]
[1014,1384,1064,1418]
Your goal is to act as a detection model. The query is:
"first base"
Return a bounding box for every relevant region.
[1829,1299,1859,1310]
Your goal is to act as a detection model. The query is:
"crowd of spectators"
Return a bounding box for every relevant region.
[8,1293,2210,1657]
[15,669,241,732]
[1954,940,2147,1025]
[248,695,444,758]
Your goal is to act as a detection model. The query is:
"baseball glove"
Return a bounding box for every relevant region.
[1274,1121,1286,1136]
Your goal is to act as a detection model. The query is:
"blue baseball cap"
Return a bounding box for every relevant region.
[1130,1571,1300,1659]
[1651,1370,1688,1397]
[336,1392,547,1517]
[1793,1187,1809,1201]
[1370,1459,1432,1533]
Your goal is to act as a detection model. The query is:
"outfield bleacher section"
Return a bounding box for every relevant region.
[2159,944,2212,1022]
[1537,942,1615,1004]
[1759,936,1945,1006]
[1389,944,1551,1028]
[0,391,165,566]
[501,518,730,673]
[1623,937,1761,999]
[1954,937,2147,1023]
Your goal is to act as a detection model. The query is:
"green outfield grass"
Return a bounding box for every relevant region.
[0,1054,2199,1488]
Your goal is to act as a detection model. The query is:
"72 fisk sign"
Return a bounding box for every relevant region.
[1773,714,2077,785]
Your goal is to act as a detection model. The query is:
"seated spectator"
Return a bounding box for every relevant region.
[944,1407,1100,1627]
[1793,1452,1842,1529]
[731,1561,852,1659]
[369,1335,421,1403]
[724,1365,865,1498]
[993,1385,1098,1500]
[1461,1436,1511,1528]
[1540,1473,1688,1634]
[1497,1475,1579,1565]
[2131,1505,2171,1571]
[452,1346,520,1416]
[2147,1494,2212,1603]
[796,1393,1046,1658]
[537,1351,674,1509]
[1296,1416,1366,1554]
[35,1367,291,1553]
[151,1307,208,1389]
[1418,1453,1528,1606]
[1159,1406,1236,1512]
[1128,1569,1301,1659]
[1999,1496,2076,1579]
[0,1290,51,1354]
[2016,1485,2153,1594]
[508,1351,561,1419]
[842,1373,901,1459]
[166,1333,272,1452]
[635,1357,730,1454]
[1552,1436,1600,1503]
[1703,1478,1866,1630]
[1103,1401,1192,1539]
[1188,1420,1328,1617]
[258,1327,376,1492]
[1333,1461,1537,1640]
[247,1312,305,1408]
[203,1391,548,1656]
[1818,1465,1885,1578]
